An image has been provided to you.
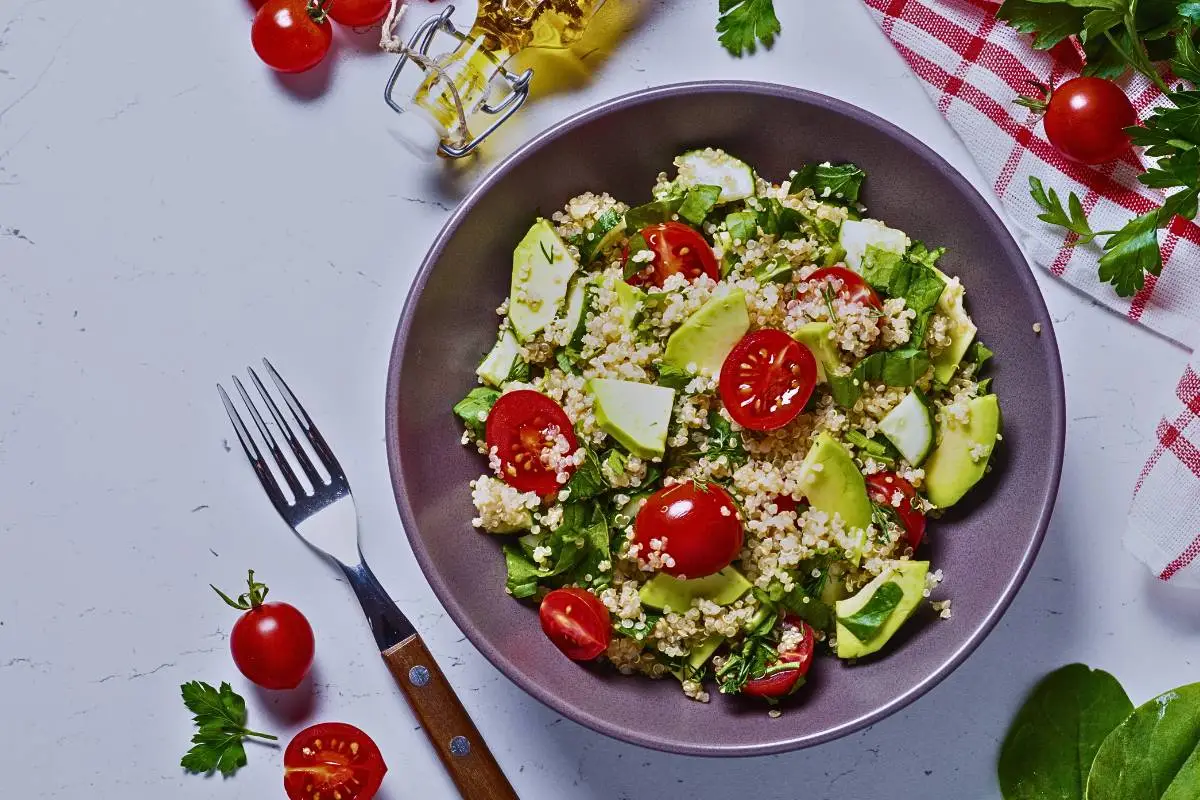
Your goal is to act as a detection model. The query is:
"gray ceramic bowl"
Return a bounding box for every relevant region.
[385,82,1065,756]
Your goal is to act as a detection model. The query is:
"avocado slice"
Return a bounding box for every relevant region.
[930,271,978,384]
[662,289,750,376]
[839,219,908,272]
[792,321,840,383]
[509,219,579,342]
[797,433,873,542]
[687,635,724,671]
[587,378,675,459]
[476,327,521,388]
[923,393,1001,508]
[640,567,752,612]
[835,560,929,659]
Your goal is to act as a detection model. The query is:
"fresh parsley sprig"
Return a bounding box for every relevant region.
[999,5,1200,296]
[180,681,277,777]
[716,0,781,57]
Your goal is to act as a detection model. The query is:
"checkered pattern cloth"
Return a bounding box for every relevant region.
[863,0,1200,586]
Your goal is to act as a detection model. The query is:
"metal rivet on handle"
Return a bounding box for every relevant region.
[408,665,430,687]
[449,736,470,757]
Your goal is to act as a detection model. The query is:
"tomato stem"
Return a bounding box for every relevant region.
[307,0,335,24]
[211,569,270,611]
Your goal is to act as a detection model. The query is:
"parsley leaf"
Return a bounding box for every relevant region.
[1098,209,1163,296]
[677,184,723,226]
[671,410,748,469]
[717,0,781,57]
[180,681,276,777]
[565,445,607,501]
[792,163,867,205]
[996,0,1088,50]
[1028,176,1100,243]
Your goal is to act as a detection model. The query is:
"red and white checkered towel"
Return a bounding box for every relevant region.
[862,0,1200,586]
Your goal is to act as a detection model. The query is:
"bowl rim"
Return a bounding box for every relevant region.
[384,80,1066,756]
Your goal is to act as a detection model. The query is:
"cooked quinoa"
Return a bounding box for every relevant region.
[452,150,1000,703]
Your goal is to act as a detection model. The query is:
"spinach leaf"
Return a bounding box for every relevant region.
[792,163,867,205]
[503,545,542,599]
[1086,682,1200,800]
[619,612,662,642]
[622,232,653,280]
[602,449,627,479]
[625,198,682,230]
[859,346,931,387]
[828,348,931,409]
[453,387,500,437]
[565,446,607,501]
[677,185,723,226]
[998,664,1134,800]
[671,410,748,468]
[907,240,946,270]
[967,340,994,371]
[756,198,805,238]
[837,581,903,642]
[556,349,579,375]
[861,244,946,341]
[505,357,531,383]
[725,210,759,242]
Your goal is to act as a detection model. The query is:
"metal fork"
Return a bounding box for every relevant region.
[219,359,517,800]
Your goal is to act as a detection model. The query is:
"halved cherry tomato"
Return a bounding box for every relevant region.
[251,0,333,74]
[742,617,815,698]
[283,722,387,800]
[866,471,927,550]
[625,222,720,288]
[806,266,883,310]
[540,588,611,661]
[485,390,578,497]
[719,329,817,432]
[327,0,390,26]
[633,482,744,579]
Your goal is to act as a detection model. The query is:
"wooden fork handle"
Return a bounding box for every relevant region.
[382,634,519,800]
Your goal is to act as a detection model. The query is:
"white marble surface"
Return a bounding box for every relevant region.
[3,1,1200,797]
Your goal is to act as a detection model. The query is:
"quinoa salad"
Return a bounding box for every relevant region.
[453,149,1000,704]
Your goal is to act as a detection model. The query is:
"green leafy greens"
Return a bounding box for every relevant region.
[828,347,932,409]
[998,664,1134,800]
[997,664,1200,800]
[179,681,277,777]
[716,0,781,57]
[453,387,500,438]
[836,581,903,642]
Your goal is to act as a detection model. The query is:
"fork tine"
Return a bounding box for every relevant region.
[232,374,307,500]
[247,365,324,487]
[218,383,290,511]
[261,357,345,480]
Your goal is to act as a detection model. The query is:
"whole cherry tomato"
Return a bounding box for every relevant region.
[252,0,333,74]
[213,570,315,690]
[327,0,391,26]
[1034,77,1136,165]
[633,482,744,579]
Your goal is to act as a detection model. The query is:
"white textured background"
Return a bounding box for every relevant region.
[2,1,1199,797]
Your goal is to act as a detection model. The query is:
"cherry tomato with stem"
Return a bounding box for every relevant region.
[865,471,927,550]
[625,222,720,288]
[485,390,579,497]
[633,482,744,579]
[742,617,815,698]
[252,0,333,74]
[539,588,611,661]
[1018,77,1137,165]
[719,328,818,432]
[283,722,387,800]
[212,570,315,690]
[327,0,391,27]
